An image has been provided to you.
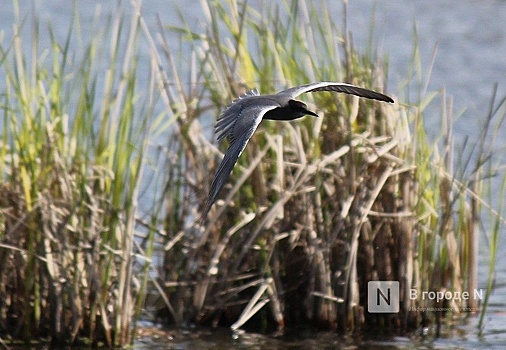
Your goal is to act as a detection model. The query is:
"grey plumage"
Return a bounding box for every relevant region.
[205,82,394,215]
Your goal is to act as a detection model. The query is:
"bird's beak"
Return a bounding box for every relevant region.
[305,109,319,118]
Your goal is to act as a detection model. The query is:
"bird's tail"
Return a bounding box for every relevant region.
[199,201,212,226]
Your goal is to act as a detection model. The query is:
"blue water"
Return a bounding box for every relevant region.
[1,0,505,348]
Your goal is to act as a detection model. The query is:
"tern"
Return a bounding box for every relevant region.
[205,82,394,215]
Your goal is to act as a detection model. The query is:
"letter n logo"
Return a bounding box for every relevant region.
[368,281,399,313]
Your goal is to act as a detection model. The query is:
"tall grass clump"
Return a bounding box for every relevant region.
[152,0,505,335]
[0,3,159,347]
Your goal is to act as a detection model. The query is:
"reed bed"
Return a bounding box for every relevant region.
[152,0,506,335]
[0,2,160,347]
[0,0,505,347]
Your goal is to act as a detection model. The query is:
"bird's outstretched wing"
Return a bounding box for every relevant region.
[205,102,278,215]
[215,88,260,141]
[279,82,394,103]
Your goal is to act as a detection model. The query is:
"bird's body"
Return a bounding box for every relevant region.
[205,82,394,215]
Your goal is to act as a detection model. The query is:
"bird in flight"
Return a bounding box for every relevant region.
[204,82,394,216]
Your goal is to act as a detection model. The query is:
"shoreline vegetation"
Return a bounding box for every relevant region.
[0,0,505,347]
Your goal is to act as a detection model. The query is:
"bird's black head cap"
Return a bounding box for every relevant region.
[288,99,319,118]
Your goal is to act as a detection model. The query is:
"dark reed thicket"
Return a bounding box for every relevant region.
[152,0,505,334]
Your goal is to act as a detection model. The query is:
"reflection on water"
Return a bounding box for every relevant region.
[135,317,506,350]
[1,0,505,349]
